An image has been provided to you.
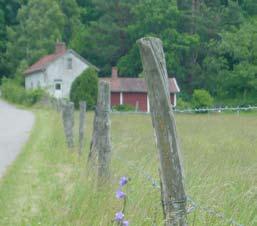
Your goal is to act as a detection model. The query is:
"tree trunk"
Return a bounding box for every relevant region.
[137,37,187,226]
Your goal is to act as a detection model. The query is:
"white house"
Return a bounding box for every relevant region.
[24,42,98,99]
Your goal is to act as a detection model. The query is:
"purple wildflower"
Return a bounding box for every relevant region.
[119,176,128,186]
[116,190,126,199]
[122,220,129,226]
[115,211,124,222]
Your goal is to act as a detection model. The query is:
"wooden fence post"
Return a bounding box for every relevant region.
[88,110,98,163]
[79,101,87,155]
[137,37,187,226]
[62,102,74,149]
[88,81,112,182]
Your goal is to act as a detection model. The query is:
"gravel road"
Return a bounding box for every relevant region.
[0,100,35,177]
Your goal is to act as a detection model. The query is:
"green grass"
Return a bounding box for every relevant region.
[0,110,256,226]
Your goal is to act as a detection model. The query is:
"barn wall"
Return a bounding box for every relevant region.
[123,92,148,112]
[170,94,177,106]
[111,92,120,107]
[109,92,177,112]
[170,94,174,105]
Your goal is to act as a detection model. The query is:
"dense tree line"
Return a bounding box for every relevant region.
[1,0,257,103]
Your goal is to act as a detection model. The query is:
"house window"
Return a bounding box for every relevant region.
[55,83,61,90]
[67,58,72,69]
[37,81,41,88]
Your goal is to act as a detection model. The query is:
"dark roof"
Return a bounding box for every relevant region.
[24,49,99,76]
[100,77,180,93]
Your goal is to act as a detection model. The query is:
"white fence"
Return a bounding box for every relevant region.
[174,106,257,113]
[111,106,257,115]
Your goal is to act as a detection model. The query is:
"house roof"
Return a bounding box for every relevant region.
[24,43,99,75]
[24,52,65,75]
[100,77,180,93]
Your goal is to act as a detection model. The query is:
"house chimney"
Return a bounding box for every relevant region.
[112,67,118,79]
[55,42,66,54]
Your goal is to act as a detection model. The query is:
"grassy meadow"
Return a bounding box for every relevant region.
[0,109,256,226]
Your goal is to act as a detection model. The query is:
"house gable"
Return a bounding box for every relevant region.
[25,49,98,76]
[45,51,89,98]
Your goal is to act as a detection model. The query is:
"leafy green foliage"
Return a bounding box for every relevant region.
[112,104,135,112]
[1,78,45,106]
[5,0,65,76]
[205,19,257,99]
[58,0,82,43]
[192,89,214,109]
[176,98,192,109]
[70,68,98,109]
[1,0,257,105]
[72,0,138,76]
[0,0,21,80]
[118,0,181,77]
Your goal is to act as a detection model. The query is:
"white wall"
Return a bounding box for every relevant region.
[25,71,45,90]
[46,51,88,98]
[25,50,89,98]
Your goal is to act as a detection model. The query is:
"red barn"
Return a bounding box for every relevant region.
[101,67,180,112]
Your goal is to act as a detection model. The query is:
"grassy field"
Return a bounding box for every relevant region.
[0,109,256,226]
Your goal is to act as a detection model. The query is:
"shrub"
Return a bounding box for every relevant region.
[1,78,45,106]
[192,89,213,109]
[176,98,191,109]
[113,104,135,112]
[70,68,98,110]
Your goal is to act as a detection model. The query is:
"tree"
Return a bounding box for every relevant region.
[0,8,6,81]
[0,0,22,81]
[243,0,257,16]
[192,89,213,109]
[58,0,82,44]
[76,0,100,24]
[70,68,98,109]
[118,0,181,76]
[5,0,65,77]
[204,19,257,100]
[74,0,138,75]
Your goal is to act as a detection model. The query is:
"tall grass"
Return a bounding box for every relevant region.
[0,110,256,225]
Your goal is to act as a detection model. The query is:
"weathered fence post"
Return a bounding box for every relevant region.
[137,37,187,226]
[79,101,87,155]
[62,102,74,149]
[88,81,112,183]
[88,110,98,163]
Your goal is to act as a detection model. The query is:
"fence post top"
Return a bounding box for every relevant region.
[137,37,163,45]
[99,80,110,86]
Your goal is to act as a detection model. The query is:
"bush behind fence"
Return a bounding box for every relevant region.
[0,78,45,106]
